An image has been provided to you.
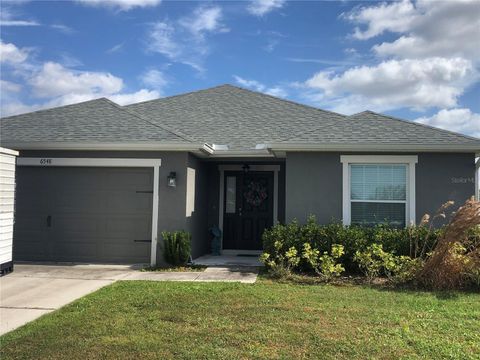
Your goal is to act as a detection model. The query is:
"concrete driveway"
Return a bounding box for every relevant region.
[0,262,259,335]
[0,264,136,335]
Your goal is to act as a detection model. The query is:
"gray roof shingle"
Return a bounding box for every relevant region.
[1,84,479,152]
[279,110,480,146]
[0,97,187,145]
[126,84,348,150]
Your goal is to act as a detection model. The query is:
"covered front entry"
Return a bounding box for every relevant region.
[219,165,280,251]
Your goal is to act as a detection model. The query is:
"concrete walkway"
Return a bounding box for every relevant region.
[1,263,259,335]
[123,266,259,283]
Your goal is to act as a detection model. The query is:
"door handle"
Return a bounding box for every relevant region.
[46,215,52,227]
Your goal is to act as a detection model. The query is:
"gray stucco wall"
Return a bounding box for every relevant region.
[186,153,209,258]
[416,153,476,221]
[286,152,343,224]
[285,152,477,226]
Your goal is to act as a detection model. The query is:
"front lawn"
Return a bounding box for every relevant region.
[2,280,479,359]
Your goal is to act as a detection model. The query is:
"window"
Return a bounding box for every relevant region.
[225,176,236,213]
[341,156,417,227]
[351,164,406,227]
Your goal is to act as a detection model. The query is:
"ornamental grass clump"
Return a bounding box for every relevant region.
[162,230,191,266]
[417,197,480,290]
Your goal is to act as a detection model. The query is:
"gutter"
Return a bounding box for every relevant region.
[261,142,480,153]
[209,149,274,158]
[1,141,207,152]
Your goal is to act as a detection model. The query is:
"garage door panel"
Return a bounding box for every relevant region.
[54,191,105,213]
[13,234,50,260]
[106,170,153,189]
[107,192,152,213]
[52,214,102,234]
[106,216,151,238]
[53,169,106,189]
[54,240,100,260]
[14,166,153,263]
[104,242,150,262]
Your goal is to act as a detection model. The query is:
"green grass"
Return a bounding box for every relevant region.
[2,280,479,360]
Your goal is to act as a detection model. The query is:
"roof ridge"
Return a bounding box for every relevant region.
[123,84,230,108]
[0,97,107,120]
[352,110,480,142]
[225,84,348,119]
[100,98,196,143]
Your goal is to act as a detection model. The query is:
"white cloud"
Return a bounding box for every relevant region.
[108,89,160,105]
[344,0,417,40]
[147,6,227,71]
[0,40,29,64]
[148,22,182,59]
[0,6,39,26]
[106,42,125,54]
[325,0,480,115]
[346,0,480,61]
[233,75,287,98]
[140,69,168,91]
[29,62,123,98]
[50,24,75,34]
[1,102,44,117]
[179,6,228,38]
[77,0,161,11]
[247,0,286,16]
[0,79,22,93]
[0,41,161,117]
[416,108,480,138]
[303,57,477,114]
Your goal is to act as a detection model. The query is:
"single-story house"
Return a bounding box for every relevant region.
[1,84,479,266]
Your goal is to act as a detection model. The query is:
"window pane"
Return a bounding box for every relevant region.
[225,176,236,213]
[350,164,406,201]
[351,202,405,227]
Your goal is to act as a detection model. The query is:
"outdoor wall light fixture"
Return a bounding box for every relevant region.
[167,172,177,187]
[242,164,250,173]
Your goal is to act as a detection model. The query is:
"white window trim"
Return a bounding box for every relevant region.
[340,155,418,227]
[17,157,161,267]
[218,164,280,251]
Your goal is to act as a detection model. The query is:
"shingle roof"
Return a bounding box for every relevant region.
[126,84,347,150]
[0,97,187,145]
[278,110,480,145]
[1,84,479,152]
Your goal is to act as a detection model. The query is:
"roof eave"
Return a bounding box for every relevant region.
[2,141,207,152]
[262,142,480,153]
[208,149,274,158]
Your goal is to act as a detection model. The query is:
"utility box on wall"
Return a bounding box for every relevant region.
[0,147,18,275]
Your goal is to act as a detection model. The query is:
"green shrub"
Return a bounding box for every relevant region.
[162,230,191,265]
[302,243,345,281]
[354,244,387,282]
[262,215,439,274]
[389,256,424,285]
[354,243,424,284]
[260,242,300,279]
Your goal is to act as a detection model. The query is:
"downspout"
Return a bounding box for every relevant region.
[476,158,479,200]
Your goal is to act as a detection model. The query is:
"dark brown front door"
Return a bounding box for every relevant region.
[223,171,274,250]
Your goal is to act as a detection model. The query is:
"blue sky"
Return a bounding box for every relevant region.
[1,0,479,137]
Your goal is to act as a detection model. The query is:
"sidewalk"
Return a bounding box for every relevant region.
[123,266,259,283]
